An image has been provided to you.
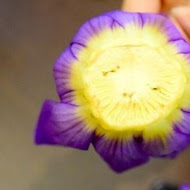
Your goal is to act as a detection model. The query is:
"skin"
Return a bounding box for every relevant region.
[122,0,190,42]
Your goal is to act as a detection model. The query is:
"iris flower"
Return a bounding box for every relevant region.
[35,11,190,173]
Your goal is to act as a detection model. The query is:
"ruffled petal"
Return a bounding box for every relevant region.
[143,128,190,158]
[54,15,115,103]
[171,39,190,54]
[54,48,76,102]
[93,135,149,173]
[140,13,182,41]
[106,11,182,42]
[174,109,190,135]
[104,10,143,27]
[72,15,114,47]
[35,100,94,150]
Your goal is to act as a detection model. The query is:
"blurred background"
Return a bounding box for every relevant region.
[1,0,190,190]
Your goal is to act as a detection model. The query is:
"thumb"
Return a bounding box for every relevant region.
[170,6,190,42]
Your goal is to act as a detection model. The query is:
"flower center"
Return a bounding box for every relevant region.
[83,45,186,131]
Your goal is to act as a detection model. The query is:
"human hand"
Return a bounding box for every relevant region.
[122,0,190,41]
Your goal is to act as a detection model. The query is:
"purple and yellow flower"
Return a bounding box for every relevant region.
[35,11,190,173]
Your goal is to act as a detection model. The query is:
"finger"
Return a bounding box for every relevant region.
[122,0,161,13]
[170,6,190,41]
[162,0,189,12]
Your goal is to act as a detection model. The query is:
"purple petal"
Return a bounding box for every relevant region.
[174,109,190,135]
[140,13,183,42]
[72,15,114,47]
[35,100,94,150]
[93,135,149,173]
[106,11,190,60]
[105,11,183,42]
[70,42,86,59]
[54,15,115,102]
[170,39,190,55]
[54,48,75,102]
[143,129,190,158]
[180,185,190,190]
[104,10,143,27]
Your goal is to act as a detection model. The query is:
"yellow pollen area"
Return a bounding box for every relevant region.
[70,25,190,138]
[84,46,186,131]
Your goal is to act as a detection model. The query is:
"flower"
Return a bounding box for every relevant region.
[35,11,190,173]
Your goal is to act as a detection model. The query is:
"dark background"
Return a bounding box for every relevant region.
[1,0,190,189]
